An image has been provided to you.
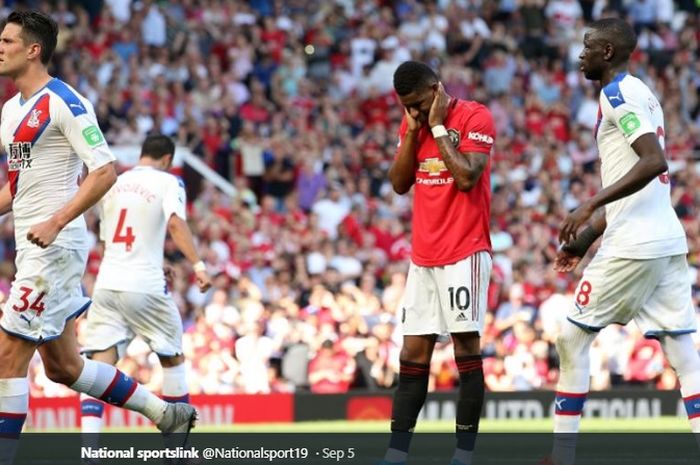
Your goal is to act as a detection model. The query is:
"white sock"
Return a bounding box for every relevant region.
[70,358,167,424]
[80,390,104,454]
[552,322,596,465]
[0,378,29,464]
[660,334,700,432]
[162,364,189,402]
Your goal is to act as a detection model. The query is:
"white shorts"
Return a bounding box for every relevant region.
[399,251,492,336]
[568,254,696,338]
[0,246,89,343]
[81,289,183,358]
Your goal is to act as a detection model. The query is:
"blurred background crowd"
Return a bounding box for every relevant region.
[0,0,698,398]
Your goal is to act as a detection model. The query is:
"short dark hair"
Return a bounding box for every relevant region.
[393,61,439,96]
[589,18,637,62]
[141,134,175,160]
[4,10,58,65]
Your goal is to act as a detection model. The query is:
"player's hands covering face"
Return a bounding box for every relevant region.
[428,82,449,128]
[404,108,421,132]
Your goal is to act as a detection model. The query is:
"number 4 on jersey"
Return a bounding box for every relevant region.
[113,208,135,251]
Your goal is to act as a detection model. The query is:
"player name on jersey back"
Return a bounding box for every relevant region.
[95,166,186,294]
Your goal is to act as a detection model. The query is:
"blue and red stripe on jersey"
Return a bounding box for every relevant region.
[683,393,700,419]
[554,391,587,416]
[99,371,138,407]
[0,411,27,438]
[9,93,52,197]
[80,398,105,418]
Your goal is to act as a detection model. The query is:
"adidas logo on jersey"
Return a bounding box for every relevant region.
[456,312,468,322]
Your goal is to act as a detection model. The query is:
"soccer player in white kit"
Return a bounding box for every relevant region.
[80,134,212,435]
[542,18,700,465]
[0,11,196,462]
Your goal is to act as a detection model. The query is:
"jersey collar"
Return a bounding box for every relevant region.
[610,71,627,84]
[19,77,55,106]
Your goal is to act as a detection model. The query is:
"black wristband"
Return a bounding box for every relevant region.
[562,226,602,257]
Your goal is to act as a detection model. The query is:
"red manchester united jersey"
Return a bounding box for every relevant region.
[396,99,495,266]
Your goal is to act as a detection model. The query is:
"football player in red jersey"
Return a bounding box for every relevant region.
[380,61,496,465]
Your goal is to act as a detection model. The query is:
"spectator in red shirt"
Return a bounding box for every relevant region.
[308,340,356,394]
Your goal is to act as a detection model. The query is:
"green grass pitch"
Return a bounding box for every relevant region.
[192,416,689,433]
[31,416,689,433]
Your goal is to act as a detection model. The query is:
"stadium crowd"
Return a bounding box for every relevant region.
[0,0,698,398]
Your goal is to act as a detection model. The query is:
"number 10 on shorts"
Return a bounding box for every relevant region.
[449,286,475,322]
[449,286,471,309]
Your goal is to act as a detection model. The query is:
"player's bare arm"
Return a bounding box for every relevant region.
[167,213,212,292]
[0,183,12,215]
[27,162,117,248]
[429,82,488,191]
[554,209,607,273]
[388,109,419,195]
[559,132,666,244]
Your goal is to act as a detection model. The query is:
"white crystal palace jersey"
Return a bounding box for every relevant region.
[95,166,187,294]
[0,78,115,250]
[595,72,687,259]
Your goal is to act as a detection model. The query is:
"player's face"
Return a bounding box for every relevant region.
[0,23,32,78]
[399,85,435,124]
[579,31,607,81]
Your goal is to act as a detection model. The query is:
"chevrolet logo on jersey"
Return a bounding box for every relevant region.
[418,158,447,176]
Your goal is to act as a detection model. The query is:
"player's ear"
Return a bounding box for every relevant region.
[26,43,41,61]
[604,43,614,61]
